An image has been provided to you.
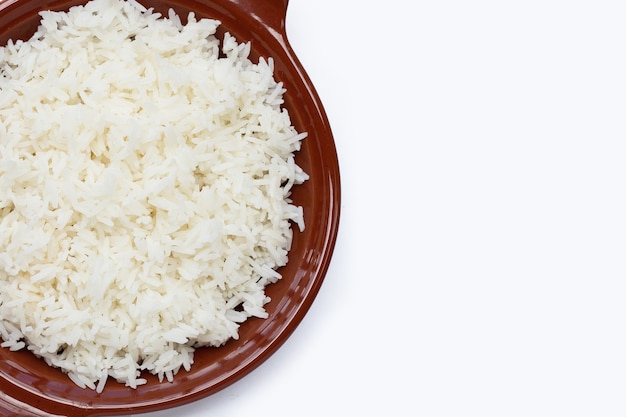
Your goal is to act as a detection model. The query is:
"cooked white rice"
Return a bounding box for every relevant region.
[0,0,307,392]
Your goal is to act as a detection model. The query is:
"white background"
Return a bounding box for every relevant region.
[135,1,626,416]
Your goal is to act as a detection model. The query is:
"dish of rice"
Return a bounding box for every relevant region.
[0,0,308,392]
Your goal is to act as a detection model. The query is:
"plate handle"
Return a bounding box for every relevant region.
[230,0,290,39]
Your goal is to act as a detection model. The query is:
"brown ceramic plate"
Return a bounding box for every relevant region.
[0,0,340,415]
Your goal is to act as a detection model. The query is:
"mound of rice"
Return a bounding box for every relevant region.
[0,0,307,392]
